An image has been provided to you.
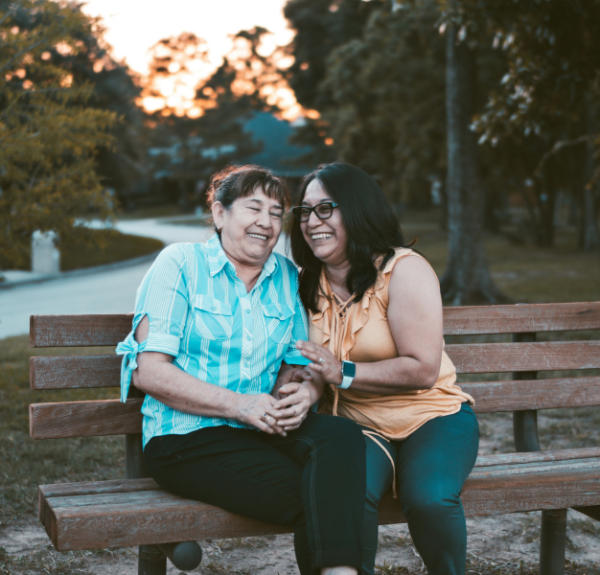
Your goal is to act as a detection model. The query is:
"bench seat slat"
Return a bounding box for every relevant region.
[40,455,600,551]
[28,303,600,349]
[474,447,600,467]
[39,478,158,525]
[28,376,600,439]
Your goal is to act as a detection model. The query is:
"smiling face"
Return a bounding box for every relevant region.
[213,186,284,269]
[300,178,348,267]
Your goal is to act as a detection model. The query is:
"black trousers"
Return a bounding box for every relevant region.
[144,411,366,574]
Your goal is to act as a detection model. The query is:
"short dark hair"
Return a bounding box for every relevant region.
[207,165,290,211]
[290,162,415,313]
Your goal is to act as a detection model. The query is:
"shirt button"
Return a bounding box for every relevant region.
[245,308,251,313]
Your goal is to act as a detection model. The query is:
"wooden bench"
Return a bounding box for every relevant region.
[29,302,600,575]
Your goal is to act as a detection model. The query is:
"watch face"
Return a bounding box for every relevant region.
[343,361,356,378]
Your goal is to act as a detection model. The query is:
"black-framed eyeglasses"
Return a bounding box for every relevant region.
[292,201,339,223]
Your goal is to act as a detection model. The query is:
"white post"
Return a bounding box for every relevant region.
[31,231,60,275]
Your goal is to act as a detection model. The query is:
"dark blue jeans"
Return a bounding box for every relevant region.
[362,403,479,575]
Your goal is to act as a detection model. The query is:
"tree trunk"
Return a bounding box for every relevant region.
[439,15,505,305]
[536,164,556,247]
[581,96,600,251]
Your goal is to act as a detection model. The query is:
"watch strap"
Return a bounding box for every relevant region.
[338,360,355,390]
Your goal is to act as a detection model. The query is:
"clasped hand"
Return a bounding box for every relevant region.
[233,368,313,436]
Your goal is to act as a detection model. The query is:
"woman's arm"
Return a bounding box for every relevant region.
[132,316,287,435]
[298,255,443,394]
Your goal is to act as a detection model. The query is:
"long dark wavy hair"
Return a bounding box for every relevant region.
[290,162,416,314]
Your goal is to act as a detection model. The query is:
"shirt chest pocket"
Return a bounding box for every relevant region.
[263,304,294,344]
[193,295,233,341]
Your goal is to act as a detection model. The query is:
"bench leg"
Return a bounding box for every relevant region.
[138,544,167,575]
[539,509,567,575]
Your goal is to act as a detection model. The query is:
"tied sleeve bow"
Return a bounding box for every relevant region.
[116,332,146,403]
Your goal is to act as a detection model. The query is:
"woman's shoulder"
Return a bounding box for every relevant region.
[149,243,211,282]
[373,248,437,303]
[380,247,424,275]
[153,242,205,264]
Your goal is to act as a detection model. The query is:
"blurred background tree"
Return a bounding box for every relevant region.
[0,0,117,267]
[460,0,600,251]
[140,28,292,210]
[2,0,598,302]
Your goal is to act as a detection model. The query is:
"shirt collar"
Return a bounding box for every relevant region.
[206,233,230,276]
[206,233,279,280]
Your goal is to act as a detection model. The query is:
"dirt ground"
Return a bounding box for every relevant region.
[2,411,600,575]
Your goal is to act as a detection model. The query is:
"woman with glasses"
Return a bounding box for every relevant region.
[117,165,367,575]
[290,163,479,575]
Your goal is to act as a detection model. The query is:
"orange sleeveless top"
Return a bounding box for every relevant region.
[309,248,474,441]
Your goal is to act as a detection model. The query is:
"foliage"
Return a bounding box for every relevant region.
[141,29,294,207]
[35,4,146,202]
[283,0,381,111]
[443,1,600,146]
[442,0,600,248]
[283,0,600,249]
[318,1,446,205]
[0,0,117,267]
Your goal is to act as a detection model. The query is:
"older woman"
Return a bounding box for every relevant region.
[290,163,479,575]
[117,165,366,575]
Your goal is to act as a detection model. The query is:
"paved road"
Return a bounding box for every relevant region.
[0,219,291,340]
[0,220,214,340]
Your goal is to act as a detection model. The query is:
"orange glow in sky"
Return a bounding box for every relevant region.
[80,0,306,119]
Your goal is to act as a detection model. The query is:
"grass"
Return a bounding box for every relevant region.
[0,335,122,528]
[400,211,600,304]
[0,228,163,273]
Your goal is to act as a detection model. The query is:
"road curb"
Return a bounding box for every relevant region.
[0,250,162,291]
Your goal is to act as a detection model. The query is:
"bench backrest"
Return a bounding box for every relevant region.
[29,302,600,441]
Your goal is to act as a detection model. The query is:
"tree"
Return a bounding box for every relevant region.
[0,0,116,268]
[462,0,600,250]
[316,2,446,206]
[35,11,146,205]
[141,30,280,208]
[282,0,382,162]
[284,0,381,111]
[440,1,504,303]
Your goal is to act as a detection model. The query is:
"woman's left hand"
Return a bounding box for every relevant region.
[273,383,313,431]
[296,340,342,386]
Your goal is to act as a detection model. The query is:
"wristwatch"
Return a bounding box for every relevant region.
[338,360,356,390]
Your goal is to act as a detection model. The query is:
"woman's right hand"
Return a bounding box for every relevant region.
[231,393,287,436]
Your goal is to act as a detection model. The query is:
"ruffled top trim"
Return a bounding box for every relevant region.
[311,248,414,363]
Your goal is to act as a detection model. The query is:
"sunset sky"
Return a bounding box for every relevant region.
[81,0,293,75]
[80,0,302,117]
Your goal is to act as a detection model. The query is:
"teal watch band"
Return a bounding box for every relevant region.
[338,360,356,390]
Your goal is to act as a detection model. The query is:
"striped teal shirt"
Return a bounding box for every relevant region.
[116,234,310,447]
